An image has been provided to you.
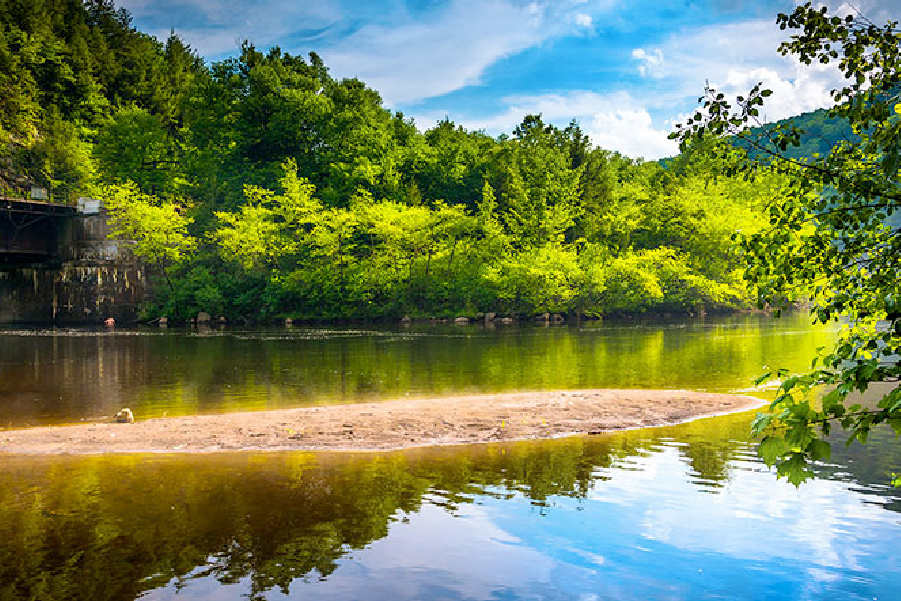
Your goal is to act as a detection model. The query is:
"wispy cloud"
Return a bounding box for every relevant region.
[118,0,342,57]
[631,48,665,79]
[320,0,546,106]
[319,0,618,106]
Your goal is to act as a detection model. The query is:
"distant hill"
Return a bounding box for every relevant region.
[741,107,901,232]
[660,106,857,170]
[739,107,858,162]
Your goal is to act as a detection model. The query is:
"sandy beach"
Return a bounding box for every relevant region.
[0,389,765,455]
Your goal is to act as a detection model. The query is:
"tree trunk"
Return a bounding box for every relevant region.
[447,237,459,274]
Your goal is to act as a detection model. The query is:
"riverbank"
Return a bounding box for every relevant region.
[0,390,764,455]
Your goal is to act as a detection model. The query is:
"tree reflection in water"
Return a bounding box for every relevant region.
[2,407,898,601]
[0,412,754,600]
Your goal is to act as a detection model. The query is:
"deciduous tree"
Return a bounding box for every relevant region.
[672,3,901,485]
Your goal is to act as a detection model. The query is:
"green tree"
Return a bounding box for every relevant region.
[0,0,203,199]
[672,3,901,485]
[104,182,196,289]
[184,44,405,211]
[418,119,496,210]
[94,107,180,194]
[496,115,582,248]
[213,163,321,272]
[483,243,582,315]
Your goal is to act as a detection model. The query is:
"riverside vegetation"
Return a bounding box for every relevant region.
[672,3,901,485]
[1,0,777,321]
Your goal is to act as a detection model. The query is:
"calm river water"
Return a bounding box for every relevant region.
[0,313,898,600]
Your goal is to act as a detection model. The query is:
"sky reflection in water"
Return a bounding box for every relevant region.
[135,436,900,601]
[0,315,898,600]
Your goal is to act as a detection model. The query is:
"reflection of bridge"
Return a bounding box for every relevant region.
[0,197,77,266]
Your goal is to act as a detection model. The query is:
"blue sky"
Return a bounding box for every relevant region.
[119,0,899,159]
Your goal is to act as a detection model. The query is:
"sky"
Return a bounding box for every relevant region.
[118,0,899,160]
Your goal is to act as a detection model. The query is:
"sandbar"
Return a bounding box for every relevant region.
[0,389,765,455]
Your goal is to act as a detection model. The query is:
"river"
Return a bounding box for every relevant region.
[0,313,898,600]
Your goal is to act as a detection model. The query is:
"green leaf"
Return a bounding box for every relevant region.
[751,412,774,435]
[757,436,790,466]
[779,453,814,486]
[807,439,831,461]
[753,372,773,386]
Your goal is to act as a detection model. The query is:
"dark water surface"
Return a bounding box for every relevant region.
[1,313,899,601]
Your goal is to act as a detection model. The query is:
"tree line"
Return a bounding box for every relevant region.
[1,0,779,321]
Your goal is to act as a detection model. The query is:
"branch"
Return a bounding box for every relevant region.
[732,126,901,204]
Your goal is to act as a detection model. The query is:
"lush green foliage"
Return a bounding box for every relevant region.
[1,0,778,321]
[673,3,901,485]
[0,0,203,199]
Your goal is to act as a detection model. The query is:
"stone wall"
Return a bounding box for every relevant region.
[0,211,152,324]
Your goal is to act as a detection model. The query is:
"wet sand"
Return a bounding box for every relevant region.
[0,389,765,455]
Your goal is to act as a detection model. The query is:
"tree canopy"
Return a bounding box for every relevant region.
[0,0,204,198]
[0,0,796,324]
[672,2,901,485]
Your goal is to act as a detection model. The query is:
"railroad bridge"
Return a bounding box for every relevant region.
[0,198,151,324]
[0,198,77,266]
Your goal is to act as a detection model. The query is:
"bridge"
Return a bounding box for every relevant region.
[0,197,77,266]
[0,197,151,324]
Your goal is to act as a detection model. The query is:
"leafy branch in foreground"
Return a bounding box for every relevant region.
[671,2,901,486]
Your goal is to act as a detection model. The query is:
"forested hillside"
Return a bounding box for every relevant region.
[0,0,203,198]
[737,107,857,162]
[1,0,788,321]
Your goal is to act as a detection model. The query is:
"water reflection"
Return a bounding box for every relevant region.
[0,313,836,426]
[1,313,896,601]
[0,411,897,601]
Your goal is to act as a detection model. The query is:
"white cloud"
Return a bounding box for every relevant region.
[634,18,847,123]
[716,64,837,123]
[631,48,665,79]
[816,0,899,23]
[320,0,619,106]
[575,13,594,27]
[586,105,677,160]
[118,0,341,57]
[320,0,546,106]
